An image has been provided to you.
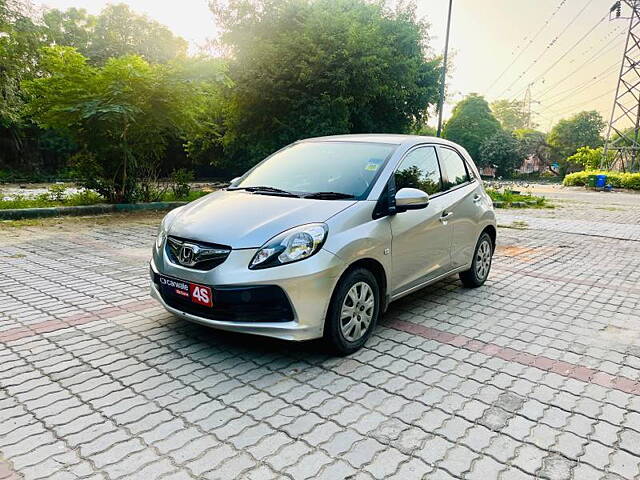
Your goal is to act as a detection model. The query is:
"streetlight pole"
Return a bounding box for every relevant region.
[436,0,453,137]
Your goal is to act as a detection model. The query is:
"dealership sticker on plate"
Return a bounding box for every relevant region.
[190,283,213,307]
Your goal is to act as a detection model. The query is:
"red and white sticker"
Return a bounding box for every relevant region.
[190,283,213,307]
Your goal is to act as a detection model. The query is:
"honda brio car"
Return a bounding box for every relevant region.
[150,134,496,354]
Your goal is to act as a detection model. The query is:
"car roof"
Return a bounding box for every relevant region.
[298,133,461,148]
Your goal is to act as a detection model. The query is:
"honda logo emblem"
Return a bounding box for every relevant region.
[178,243,200,266]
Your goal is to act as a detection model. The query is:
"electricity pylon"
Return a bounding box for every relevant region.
[520,83,540,129]
[602,0,640,171]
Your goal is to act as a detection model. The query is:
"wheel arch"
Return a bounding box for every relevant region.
[481,224,497,252]
[332,257,389,313]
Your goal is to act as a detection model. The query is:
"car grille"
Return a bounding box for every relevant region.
[166,236,231,271]
[153,272,294,323]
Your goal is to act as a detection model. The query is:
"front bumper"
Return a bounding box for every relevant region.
[149,247,344,341]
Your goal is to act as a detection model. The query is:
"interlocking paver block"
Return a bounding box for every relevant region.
[285,450,333,479]
[2,191,640,479]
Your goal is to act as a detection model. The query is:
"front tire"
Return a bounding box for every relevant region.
[459,232,493,288]
[324,268,380,355]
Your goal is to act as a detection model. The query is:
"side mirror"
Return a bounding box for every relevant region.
[395,187,429,212]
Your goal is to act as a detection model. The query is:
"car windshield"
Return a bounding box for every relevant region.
[233,141,397,199]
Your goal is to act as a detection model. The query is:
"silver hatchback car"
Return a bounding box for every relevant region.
[150,134,496,354]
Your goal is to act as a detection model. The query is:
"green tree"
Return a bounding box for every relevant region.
[491,99,529,131]
[565,146,614,171]
[42,7,95,55]
[41,4,188,65]
[547,110,605,175]
[514,128,549,168]
[210,0,441,171]
[411,124,437,136]
[479,130,521,177]
[0,0,45,170]
[87,4,188,64]
[0,0,42,128]
[442,94,501,160]
[24,46,227,202]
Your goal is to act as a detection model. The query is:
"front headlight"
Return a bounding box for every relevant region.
[249,223,328,269]
[155,207,183,250]
[155,228,166,250]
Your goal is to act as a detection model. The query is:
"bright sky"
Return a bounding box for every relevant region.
[32,0,627,131]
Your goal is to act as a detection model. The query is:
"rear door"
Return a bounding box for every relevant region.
[389,145,452,294]
[437,146,485,268]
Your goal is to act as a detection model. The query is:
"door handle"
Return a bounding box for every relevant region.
[440,211,454,223]
[473,194,482,203]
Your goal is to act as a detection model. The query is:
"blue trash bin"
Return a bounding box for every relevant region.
[595,174,607,188]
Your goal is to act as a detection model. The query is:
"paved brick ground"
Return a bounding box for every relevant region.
[1,189,639,480]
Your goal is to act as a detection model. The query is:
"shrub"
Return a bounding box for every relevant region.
[135,164,168,203]
[170,169,195,199]
[161,190,208,202]
[0,189,105,209]
[623,174,640,190]
[65,190,104,206]
[25,48,227,203]
[47,184,67,202]
[565,147,606,171]
[563,170,640,189]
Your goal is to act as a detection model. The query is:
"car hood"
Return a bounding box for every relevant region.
[168,190,357,249]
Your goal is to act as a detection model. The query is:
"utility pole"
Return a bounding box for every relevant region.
[602,0,640,171]
[523,84,533,129]
[522,83,540,129]
[436,0,453,137]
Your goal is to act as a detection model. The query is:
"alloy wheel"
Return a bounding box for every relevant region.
[475,239,492,280]
[340,281,375,342]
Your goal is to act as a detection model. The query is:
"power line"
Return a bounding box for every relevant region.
[542,68,618,110]
[510,23,614,105]
[565,22,623,64]
[524,12,610,90]
[544,88,615,117]
[496,0,597,98]
[540,60,619,104]
[485,0,568,93]
[512,12,612,101]
[534,29,625,99]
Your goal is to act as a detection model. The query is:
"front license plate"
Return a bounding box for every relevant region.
[158,275,213,307]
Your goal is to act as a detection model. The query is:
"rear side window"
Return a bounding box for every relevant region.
[394,146,443,195]
[439,147,470,189]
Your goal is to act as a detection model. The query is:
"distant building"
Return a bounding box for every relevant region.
[479,155,558,178]
[480,166,497,178]
[517,154,546,174]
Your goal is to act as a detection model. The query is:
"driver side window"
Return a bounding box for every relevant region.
[394,146,443,195]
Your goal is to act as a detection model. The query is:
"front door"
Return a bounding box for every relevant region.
[389,145,452,295]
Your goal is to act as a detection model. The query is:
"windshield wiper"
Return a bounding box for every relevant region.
[228,186,300,197]
[303,191,355,200]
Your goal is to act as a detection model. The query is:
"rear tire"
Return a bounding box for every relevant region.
[324,268,380,355]
[459,232,493,288]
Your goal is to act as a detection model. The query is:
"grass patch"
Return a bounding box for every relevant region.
[0,185,211,210]
[0,210,166,229]
[0,188,105,209]
[486,188,551,208]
